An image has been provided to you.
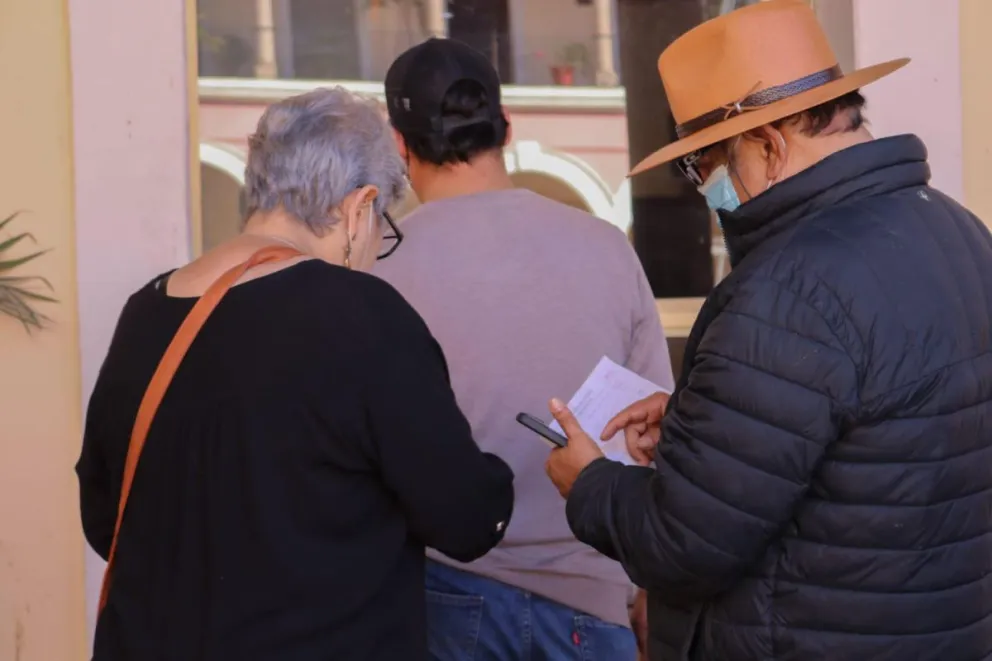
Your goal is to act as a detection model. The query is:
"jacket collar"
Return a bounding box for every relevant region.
[717,134,931,265]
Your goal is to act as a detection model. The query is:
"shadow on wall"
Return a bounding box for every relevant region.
[383,171,595,223]
[200,164,244,252]
[509,171,592,212]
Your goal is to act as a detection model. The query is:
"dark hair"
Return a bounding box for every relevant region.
[771,90,867,136]
[401,80,508,166]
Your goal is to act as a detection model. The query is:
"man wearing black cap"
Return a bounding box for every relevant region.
[373,38,673,659]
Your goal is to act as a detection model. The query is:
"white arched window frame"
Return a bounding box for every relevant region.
[504,140,617,227]
[199,142,247,185]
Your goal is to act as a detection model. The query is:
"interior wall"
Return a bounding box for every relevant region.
[197,0,259,76]
[361,2,431,80]
[509,0,598,85]
[288,0,362,78]
[0,1,86,659]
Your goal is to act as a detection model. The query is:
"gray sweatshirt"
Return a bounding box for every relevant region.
[373,189,674,626]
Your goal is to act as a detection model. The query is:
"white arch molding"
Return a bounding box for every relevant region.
[613,177,633,237]
[504,141,618,227]
[198,139,632,237]
[199,142,247,185]
[199,143,248,254]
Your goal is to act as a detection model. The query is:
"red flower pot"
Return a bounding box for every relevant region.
[550,65,575,86]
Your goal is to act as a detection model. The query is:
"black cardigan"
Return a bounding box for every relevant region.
[76,261,514,660]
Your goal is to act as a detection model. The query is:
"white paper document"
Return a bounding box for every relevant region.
[548,356,671,465]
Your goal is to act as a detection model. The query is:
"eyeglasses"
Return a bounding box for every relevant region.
[676,149,707,186]
[675,145,715,187]
[377,210,403,260]
[677,139,742,186]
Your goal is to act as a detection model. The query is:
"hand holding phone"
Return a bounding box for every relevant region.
[516,412,568,448]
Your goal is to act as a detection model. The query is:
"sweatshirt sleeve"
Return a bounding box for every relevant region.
[359,278,515,563]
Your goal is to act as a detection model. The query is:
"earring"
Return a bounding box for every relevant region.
[344,241,352,270]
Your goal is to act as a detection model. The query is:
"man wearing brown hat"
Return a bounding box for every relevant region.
[543,1,992,659]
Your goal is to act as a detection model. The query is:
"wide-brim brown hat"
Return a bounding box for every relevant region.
[630,0,909,177]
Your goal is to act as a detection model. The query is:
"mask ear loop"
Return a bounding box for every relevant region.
[342,192,372,270]
[352,196,378,268]
[725,135,754,200]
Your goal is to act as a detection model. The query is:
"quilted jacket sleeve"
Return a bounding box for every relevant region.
[565,278,859,602]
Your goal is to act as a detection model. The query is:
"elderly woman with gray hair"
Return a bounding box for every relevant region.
[75,87,515,661]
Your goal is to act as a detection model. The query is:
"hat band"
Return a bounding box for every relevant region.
[674,65,843,140]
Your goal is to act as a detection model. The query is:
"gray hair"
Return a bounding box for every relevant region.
[243,86,406,233]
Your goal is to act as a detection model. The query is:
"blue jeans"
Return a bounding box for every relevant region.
[425,560,637,661]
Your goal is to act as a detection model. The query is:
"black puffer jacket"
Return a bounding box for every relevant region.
[568,135,992,660]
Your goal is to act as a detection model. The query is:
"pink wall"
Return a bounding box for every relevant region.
[852,0,963,201]
[68,0,195,642]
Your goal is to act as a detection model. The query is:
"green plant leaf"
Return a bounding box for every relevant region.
[0,232,35,255]
[3,285,57,303]
[0,249,48,273]
[0,274,54,290]
[0,212,22,234]
[0,211,55,332]
[0,289,49,331]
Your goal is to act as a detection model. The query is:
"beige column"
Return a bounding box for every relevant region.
[424,0,447,38]
[960,0,992,225]
[255,0,278,78]
[0,2,86,659]
[594,0,618,86]
[68,0,197,644]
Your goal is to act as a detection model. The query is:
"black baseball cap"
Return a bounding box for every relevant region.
[384,38,503,138]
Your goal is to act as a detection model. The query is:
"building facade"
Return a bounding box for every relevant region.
[2,0,991,658]
[196,0,763,289]
[194,0,980,313]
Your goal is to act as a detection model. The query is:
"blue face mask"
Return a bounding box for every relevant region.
[698,165,741,214]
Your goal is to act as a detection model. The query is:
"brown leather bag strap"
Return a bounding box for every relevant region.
[98,245,303,613]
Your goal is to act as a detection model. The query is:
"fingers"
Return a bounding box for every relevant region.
[602,392,670,439]
[644,392,672,425]
[549,398,587,440]
[544,447,570,499]
[624,425,652,466]
[602,406,645,440]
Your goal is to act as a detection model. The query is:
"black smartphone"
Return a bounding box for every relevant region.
[516,412,568,448]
